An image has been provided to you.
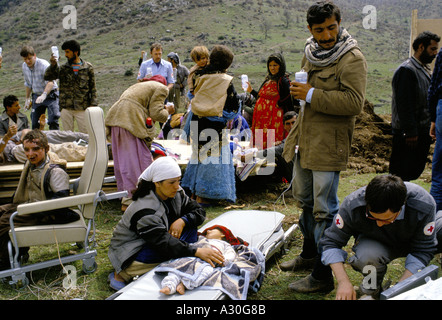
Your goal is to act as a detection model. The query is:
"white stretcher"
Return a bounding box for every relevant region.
[107,210,297,300]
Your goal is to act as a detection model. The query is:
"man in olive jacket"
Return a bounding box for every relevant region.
[281,1,367,293]
[45,40,97,133]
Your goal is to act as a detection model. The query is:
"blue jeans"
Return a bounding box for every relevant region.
[31,92,60,130]
[291,154,340,254]
[436,210,442,253]
[431,99,442,211]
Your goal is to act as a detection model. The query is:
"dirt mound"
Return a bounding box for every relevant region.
[348,100,392,173]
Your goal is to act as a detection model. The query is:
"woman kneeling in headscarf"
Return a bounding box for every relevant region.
[107,156,225,291]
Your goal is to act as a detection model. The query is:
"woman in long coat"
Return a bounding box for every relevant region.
[105,76,174,211]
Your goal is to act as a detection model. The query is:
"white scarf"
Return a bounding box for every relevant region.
[139,156,181,182]
[304,28,358,67]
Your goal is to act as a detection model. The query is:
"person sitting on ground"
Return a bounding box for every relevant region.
[160,225,248,295]
[320,174,437,299]
[107,156,223,291]
[0,129,79,270]
[256,111,297,182]
[0,95,29,136]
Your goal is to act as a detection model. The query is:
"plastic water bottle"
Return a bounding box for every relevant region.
[0,47,2,57]
[51,46,59,61]
[295,71,308,84]
[295,70,308,114]
[241,74,248,92]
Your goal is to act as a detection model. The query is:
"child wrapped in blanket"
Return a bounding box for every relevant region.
[160,225,248,295]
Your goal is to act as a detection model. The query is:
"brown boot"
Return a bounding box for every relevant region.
[288,274,334,294]
[280,255,316,272]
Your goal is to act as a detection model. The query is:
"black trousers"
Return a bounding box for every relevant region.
[389,131,432,181]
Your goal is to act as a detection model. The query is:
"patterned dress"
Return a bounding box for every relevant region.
[251,80,284,150]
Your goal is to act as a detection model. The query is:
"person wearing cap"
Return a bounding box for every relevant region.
[107,156,224,291]
[166,52,190,113]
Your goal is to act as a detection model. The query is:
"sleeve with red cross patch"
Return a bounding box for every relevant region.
[320,197,356,266]
[405,212,437,274]
[424,221,436,236]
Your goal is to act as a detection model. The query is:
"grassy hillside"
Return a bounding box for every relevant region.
[0,0,440,116]
[0,0,440,301]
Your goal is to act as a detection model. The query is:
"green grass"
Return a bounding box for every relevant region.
[0,168,438,300]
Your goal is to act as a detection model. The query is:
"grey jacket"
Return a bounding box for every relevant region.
[320,182,437,274]
[108,188,205,273]
[0,111,29,136]
[391,57,431,136]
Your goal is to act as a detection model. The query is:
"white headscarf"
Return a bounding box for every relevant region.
[138,156,181,183]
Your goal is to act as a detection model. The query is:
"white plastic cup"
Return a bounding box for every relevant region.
[241,74,248,91]
[51,46,59,61]
[146,67,152,78]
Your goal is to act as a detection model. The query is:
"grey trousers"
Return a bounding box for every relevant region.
[348,235,405,294]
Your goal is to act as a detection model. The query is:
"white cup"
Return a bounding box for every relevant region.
[51,46,59,61]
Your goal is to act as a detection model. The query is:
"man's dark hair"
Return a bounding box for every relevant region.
[62,40,81,56]
[307,1,341,27]
[365,175,407,214]
[412,31,441,51]
[23,129,49,151]
[3,95,18,111]
[283,111,297,123]
[20,45,35,58]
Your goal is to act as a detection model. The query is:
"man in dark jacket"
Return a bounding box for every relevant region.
[389,31,440,181]
[320,175,437,299]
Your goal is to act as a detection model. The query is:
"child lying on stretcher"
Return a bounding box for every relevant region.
[160,225,248,295]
